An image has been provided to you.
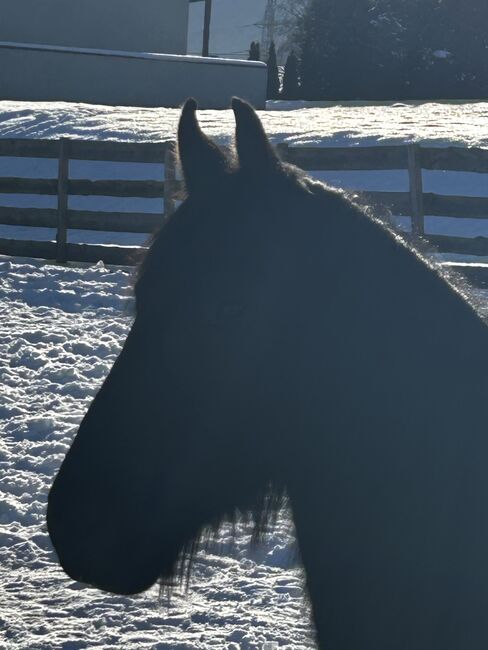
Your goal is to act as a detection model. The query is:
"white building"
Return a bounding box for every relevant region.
[0,0,267,109]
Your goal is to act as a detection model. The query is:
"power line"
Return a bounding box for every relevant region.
[260,0,277,57]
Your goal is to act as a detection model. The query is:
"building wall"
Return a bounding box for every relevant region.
[0,0,189,55]
[0,42,268,109]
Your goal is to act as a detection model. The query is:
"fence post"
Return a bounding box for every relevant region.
[56,138,69,262]
[164,144,177,219]
[407,144,424,237]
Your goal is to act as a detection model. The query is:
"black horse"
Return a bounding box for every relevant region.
[48,98,488,649]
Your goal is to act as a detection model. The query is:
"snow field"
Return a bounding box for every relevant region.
[1,99,488,648]
[0,257,315,649]
[1,100,487,148]
[1,100,488,256]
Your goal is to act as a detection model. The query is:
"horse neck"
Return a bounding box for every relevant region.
[284,215,488,649]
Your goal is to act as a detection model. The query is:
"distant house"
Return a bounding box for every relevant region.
[0,0,267,109]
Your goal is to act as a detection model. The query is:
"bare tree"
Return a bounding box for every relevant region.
[274,0,311,61]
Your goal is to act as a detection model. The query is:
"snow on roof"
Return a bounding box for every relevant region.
[0,40,265,68]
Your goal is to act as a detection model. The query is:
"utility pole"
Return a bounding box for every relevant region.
[260,0,277,58]
[202,0,212,57]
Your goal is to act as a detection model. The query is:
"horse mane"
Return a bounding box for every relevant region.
[158,483,289,599]
[323,178,482,318]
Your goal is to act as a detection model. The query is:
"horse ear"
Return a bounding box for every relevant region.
[232,97,280,174]
[178,98,229,195]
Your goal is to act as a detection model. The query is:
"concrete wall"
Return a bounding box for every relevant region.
[0,42,267,109]
[0,0,189,55]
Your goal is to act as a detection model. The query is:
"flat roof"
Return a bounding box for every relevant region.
[0,40,266,68]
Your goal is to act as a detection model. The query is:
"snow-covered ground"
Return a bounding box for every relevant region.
[0,258,314,650]
[1,99,488,649]
[1,100,488,255]
[1,99,486,147]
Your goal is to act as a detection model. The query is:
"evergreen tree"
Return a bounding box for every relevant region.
[427,0,488,97]
[295,0,488,100]
[298,0,382,100]
[248,41,261,62]
[282,51,301,99]
[266,42,280,99]
[254,41,261,62]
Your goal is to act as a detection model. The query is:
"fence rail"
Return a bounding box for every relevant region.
[0,139,171,162]
[0,138,178,264]
[0,238,144,266]
[279,142,488,265]
[0,138,487,277]
[278,144,488,174]
[0,207,164,233]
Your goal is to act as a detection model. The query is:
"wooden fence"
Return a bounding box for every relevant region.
[0,138,183,265]
[279,143,488,258]
[0,138,488,281]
